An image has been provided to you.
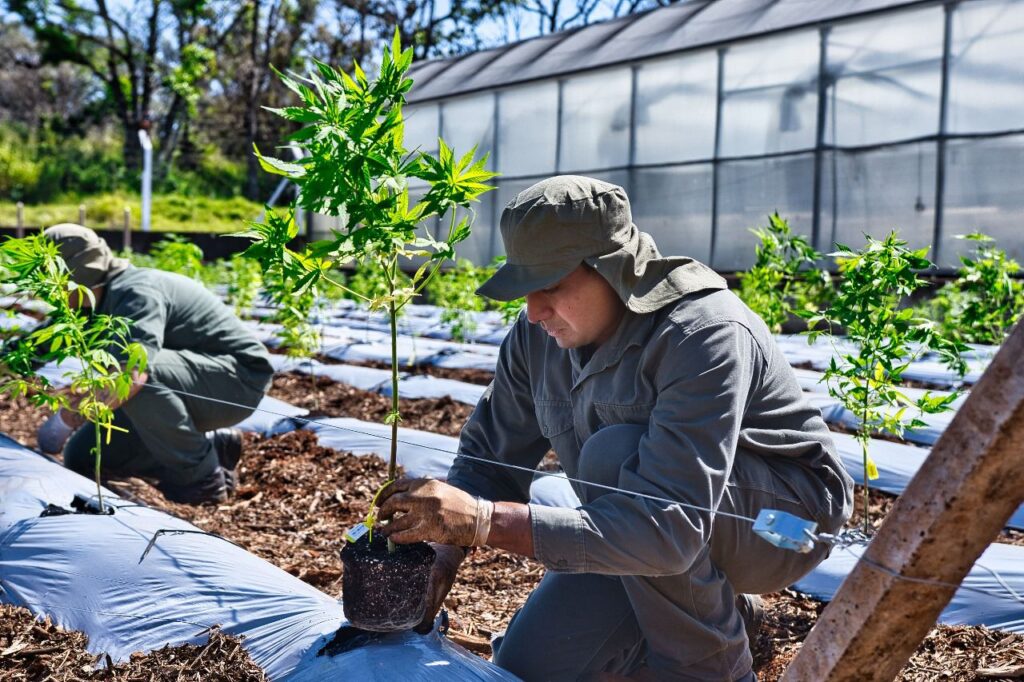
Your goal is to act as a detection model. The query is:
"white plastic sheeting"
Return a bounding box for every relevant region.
[794,542,1024,634]
[0,436,518,681]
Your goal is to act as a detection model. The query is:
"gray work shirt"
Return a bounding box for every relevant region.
[449,288,853,576]
[98,266,273,381]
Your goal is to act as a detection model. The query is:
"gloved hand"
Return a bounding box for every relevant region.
[414,543,466,635]
[378,478,494,547]
[37,409,81,454]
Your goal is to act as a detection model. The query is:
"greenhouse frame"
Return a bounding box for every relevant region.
[393,0,1024,273]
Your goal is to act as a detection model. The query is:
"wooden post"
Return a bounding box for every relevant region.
[123,208,132,251]
[16,202,24,238]
[783,321,1024,682]
[78,204,86,225]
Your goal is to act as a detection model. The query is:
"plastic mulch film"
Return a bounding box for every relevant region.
[0,436,519,681]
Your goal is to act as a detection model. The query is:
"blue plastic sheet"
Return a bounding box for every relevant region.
[304,418,580,508]
[380,375,488,406]
[828,431,1024,530]
[0,436,518,681]
[235,395,310,436]
[793,543,1024,634]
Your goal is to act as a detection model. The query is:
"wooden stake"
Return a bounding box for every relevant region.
[16,202,24,238]
[123,208,132,251]
[783,321,1024,682]
[78,204,86,225]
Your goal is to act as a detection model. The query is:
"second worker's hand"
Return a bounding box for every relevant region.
[378,478,492,547]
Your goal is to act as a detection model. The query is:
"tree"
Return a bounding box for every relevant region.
[6,0,246,171]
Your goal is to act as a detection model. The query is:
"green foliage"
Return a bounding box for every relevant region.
[803,232,966,533]
[427,259,488,342]
[239,33,497,493]
[0,233,148,511]
[424,257,526,341]
[143,235,206,281]
[926,233,1024,345]
[0,124,126,203]
[223,253,264,316]
[1,192,264,233]
[167,44,217,116]
[738,213,832,333]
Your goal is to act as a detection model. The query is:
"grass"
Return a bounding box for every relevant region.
[0,192,265,234]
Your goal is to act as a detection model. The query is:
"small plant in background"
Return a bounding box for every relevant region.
[738,213,832,333]
[425,258,489,342]
[802,232,966,534]
[224,253,264,317]
[239,33,496,565]
[148,235,206,282]
[426,256,524,337]
[926,233,1024,345]
[0,234,147,512]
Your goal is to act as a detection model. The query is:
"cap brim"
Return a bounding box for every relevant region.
[476,261,577,301]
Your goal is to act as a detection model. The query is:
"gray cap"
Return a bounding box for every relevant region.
[41,223,130,288]
[477,176,725,313]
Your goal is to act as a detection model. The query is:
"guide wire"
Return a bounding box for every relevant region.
[137,381,1024,608]
[141,382,761,525]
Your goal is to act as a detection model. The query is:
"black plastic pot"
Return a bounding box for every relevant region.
[340,533,436,632]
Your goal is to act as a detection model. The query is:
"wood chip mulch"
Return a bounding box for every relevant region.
[0,604,265,681]
[1,365,1022,680]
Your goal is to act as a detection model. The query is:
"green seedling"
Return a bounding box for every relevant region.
[223,253,264,317]
[924,233,1024,345]
[141,235,206,282]
[238,33,497,547]
[0,233,148,512]
[802,232,966,534]
[738,213,832,333]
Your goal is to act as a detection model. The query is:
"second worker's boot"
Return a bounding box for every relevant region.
[207,428,243,494]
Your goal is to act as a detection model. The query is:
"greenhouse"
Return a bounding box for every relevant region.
[394,0,1024,272]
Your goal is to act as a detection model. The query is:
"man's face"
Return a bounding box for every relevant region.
[525,265,626,349]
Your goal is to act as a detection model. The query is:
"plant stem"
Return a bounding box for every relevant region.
[861,369,871,536]
[93,423,104,513]
[387,258,400,555]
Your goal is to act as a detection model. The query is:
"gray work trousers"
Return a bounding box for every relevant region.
[64,349,272,486]
[492,424,835,682]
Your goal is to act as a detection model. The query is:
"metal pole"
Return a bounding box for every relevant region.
[931,2,955,268]
[783,320,1024,681]
[709,48,726,269]
[16,202,24,238]
[811,27,831,254]
[138,129,153,232]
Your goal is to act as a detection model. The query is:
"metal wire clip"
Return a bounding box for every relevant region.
[753,509,818,553]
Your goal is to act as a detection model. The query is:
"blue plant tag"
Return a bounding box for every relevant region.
[343,522,369,544]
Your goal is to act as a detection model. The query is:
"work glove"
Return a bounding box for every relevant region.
[378,478,494,547]
[37,409,83,454]
[414,543,466,635]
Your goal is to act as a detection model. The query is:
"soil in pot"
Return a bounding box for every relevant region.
[340,533,436,632]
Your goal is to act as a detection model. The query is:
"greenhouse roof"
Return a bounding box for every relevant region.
[406,0,936,103]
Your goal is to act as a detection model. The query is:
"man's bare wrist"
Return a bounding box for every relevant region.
[486,501,535,558]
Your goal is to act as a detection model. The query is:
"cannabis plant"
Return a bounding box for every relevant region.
[0,234,147,512]
[738,213,832,333]
[238,34,497,519]
[224,253,264,317]
[803,232,966,533]
[927,233,1023,345]
[425,259,489,342]
[140,231,205,278]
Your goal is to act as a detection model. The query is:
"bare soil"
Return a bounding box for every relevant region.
[1,369,1022,680]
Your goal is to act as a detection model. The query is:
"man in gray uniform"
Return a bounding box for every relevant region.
[36,224,274,505]
[379,177,853,680]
